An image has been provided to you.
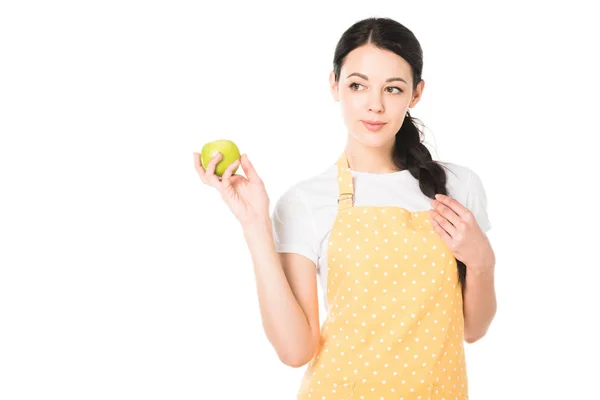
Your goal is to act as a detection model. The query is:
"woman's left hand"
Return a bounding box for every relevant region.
[428,194,495,275]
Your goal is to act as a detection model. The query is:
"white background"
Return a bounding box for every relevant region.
[1,1,599,399]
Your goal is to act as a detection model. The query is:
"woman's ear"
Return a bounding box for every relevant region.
[329,71,339,102]
[409,79,425,108]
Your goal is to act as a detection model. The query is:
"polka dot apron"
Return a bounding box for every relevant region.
[297,152,469,400]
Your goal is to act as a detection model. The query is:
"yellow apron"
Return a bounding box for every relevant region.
[297,152,468,400]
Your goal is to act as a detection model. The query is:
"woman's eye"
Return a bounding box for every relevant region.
[349,83,403,94]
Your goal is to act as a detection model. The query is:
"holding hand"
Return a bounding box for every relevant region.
[193,151,270,227]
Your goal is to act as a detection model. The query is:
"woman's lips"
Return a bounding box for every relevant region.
[361,120,387,132]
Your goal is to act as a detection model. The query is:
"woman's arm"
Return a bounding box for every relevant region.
[194,151,320,366]
[462,262,497,343]
[243,217,320,367]
[428,193,497,344]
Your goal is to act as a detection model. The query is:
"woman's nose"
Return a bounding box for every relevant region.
[368,94,384,112]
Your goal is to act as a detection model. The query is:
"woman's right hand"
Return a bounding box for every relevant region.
[193,151,270,227]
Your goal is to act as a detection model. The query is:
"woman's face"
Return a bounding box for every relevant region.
[330,44,425,149]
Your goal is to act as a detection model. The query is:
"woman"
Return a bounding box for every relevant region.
[194,16,496,400]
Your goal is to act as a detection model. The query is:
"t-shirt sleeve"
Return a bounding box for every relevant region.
[466,168,492,233]
[271,187,319,266]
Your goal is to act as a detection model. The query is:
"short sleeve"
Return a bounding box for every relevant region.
[466,168,492,233]
[271,188,319,266]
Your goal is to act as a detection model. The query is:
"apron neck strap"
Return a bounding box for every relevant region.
[336,152,354,210]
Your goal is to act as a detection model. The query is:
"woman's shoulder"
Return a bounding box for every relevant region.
[437,160,470,180]
[436,160,489,201]
[437,160,480,189]
[273,163,338,211]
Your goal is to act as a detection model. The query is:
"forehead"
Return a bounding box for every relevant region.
[341,45,411,81]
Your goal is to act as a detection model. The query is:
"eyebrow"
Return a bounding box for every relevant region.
[346,72,407,84]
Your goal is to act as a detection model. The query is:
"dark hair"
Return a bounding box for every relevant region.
[332,17,466,289]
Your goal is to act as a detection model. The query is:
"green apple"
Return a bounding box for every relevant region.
[200,139,241,177]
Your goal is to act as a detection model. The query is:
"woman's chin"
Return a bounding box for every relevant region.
[353,131,395,147]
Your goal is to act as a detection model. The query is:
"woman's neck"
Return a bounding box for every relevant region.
[344,143,401,173]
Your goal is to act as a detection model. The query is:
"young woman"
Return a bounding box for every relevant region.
[194,16,496,400]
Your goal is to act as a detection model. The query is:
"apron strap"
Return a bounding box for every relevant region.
[336,152,354,210]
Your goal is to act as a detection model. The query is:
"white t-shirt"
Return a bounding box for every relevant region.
[271,159,492,311]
